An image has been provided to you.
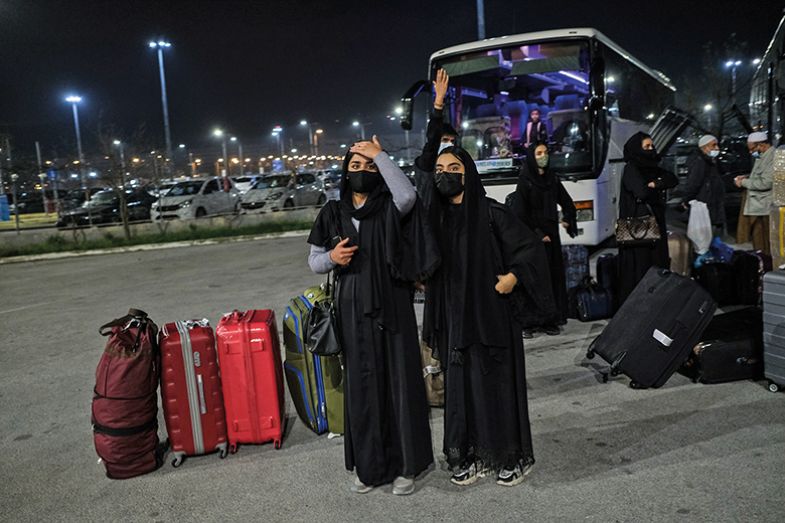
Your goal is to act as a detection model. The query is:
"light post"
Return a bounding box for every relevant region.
[213,128,228,177]
[724,59,742,102]
[230,136,243,176]
[113,139,127,177]
[703,104,714,131]
[314,129,324,156]
[352,120,366,140]
[148,40,173,170]
[272,125,284,156]
[300,120,315,155]
[395,106,411,163]
[65,94,92,226]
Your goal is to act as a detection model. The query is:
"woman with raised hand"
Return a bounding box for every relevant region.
[307,136,438,496]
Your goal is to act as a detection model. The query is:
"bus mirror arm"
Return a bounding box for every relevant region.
[400,80,430,131]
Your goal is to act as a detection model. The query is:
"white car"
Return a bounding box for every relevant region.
[151,177,240,220]
[231,175,262,194]
[239,173,327,213]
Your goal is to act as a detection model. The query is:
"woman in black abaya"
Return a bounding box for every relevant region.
[617,132,678,304]
[422,146,554,487]
[506,142,577,333]
[307,137,439,495]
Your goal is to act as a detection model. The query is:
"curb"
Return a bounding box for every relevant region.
[0,230,310,265]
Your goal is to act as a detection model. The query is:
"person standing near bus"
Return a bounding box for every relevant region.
[523,109,548,148]
[422,146,553,487]
[681,135,726,238]
[307,137,438,495]
[506,142,577,336]
[617,132,678,305]
[735,131,774,255]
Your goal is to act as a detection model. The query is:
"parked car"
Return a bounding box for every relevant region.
[60,188,106,212]
[151,177,240,220]
[239,173,326,213]
[55,188,157,228]
[232,175,263,194]
[146,180,178,198]
[7,189,68,214]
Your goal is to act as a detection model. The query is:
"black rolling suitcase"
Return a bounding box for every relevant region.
[681,308,763,384]
[586,268,717,388]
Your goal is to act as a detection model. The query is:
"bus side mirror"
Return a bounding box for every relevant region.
[400,80,429,131]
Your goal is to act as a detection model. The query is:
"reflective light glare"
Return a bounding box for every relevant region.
[300,120,307,126]
[394,106,403,115]
[462,121,469,129]
[113,140,121,145]
[316,129,324,134]
[178,144,186,148]
[704,104,713,112]
[65,95,82,103]
[753,58,761,65]
[213,129,224,137]
[230,137,237,142]
[352,121,360,127]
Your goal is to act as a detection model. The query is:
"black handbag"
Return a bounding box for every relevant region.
[305,272,342,356]
[615,201,661,246]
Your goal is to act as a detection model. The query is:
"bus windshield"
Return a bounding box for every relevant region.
[434,40,593,177]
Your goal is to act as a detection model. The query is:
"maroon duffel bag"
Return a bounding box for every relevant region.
[92,309,163,479]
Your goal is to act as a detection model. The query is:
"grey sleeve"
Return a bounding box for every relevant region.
[308,244,336,274]
[375,151,416,215]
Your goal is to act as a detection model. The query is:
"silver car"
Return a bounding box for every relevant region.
[152,177,240,220]
[240,173,326,213]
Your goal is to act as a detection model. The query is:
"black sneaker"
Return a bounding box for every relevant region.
[541,325,560,336]
[496,463,534,487]
[522,329,535,339]
[450,462,481,486]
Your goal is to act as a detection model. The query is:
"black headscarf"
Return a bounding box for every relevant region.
[308,146,439,332]
[422,146,511,351]
[623,131,660,175]
[521,142,555,190]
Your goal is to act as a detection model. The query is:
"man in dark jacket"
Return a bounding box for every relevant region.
[414,69,459,195]
[681,134,726,235]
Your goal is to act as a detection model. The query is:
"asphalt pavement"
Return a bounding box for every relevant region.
[1,235,783,522]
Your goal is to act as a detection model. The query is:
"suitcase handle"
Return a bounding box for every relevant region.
[196,374,207,415]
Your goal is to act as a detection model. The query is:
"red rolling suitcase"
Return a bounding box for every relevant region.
[160,320,229,467]
[216,310,285,452]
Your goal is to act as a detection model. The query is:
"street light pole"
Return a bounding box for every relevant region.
[65,95,92,226]
[300,120,315,155]
[149,40,173,171]
[314,129,324,156]
[352,121,366,140]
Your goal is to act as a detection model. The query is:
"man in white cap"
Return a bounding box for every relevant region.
[682,135,725,235]
[735,131,774,254]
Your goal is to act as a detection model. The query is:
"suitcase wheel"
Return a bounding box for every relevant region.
[171,456,184,468]
[219,447,228,459]
[274,440,282,450]
[229,444,238,454]
[768,381,781,393]
[586,349,595,360]
[610,368,621,377]
[601,373,609,383]
[629,381,643,390]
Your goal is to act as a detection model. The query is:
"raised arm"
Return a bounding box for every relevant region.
[351,137,416,215]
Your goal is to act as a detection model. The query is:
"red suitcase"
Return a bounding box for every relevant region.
[160,320,229,466]
[216,310,285,452]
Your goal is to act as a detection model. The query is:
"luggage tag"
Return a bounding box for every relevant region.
[652,329,673,349]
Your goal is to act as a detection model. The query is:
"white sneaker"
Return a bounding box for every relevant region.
[496,463,534,487]
[392,476,415,496]
[450,462,480,486]
[350,475,373,494]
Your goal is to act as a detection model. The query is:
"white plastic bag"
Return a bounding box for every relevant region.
[687,200,711,255]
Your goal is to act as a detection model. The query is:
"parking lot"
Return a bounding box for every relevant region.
[1,235,784,522]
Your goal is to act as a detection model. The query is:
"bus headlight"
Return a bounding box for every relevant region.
[573,200,594,222]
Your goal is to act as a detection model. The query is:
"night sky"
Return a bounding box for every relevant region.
[0,0,781,159]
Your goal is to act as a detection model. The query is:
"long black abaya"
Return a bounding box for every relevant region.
[506,146,577,325]
[307,151,439,487]
[423,146,548,471]
[617,132,679,304]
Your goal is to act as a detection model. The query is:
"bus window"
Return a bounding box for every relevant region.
[435,41,594,177]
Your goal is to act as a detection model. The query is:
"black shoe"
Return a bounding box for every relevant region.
[541,325,560,336]
[522,329,535,339]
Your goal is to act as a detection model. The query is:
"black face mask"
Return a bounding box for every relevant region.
[435,171,464,197]
[347,170,382,193]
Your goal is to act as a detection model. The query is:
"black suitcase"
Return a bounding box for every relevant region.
[596,253,618,311]
[681,308,764,384]
[731,251,772,306]
[694,262,737,306]
[586,268,717,388]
